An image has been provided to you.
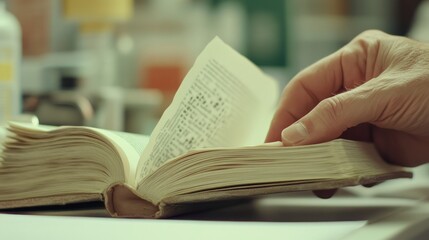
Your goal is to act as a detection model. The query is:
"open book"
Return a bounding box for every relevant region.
[0,38,412,218]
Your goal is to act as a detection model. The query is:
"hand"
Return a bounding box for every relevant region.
[265,30,429,196]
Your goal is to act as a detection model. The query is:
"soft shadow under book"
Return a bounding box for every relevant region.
[0,37,412,218]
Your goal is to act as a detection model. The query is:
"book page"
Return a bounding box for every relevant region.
[137,37,279,181]
[107,130,149,157]
[94,129,149,186]
[5,122,148,187]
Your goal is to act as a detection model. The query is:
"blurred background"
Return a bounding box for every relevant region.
[0,0,426,135]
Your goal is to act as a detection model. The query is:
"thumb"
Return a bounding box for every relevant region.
[281,90,374,146]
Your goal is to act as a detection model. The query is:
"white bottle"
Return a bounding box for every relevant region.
[0,2,21,125]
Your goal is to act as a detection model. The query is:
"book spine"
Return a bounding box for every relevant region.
[104,183,161,218]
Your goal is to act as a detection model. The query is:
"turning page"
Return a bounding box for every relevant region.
[136,37,279,181]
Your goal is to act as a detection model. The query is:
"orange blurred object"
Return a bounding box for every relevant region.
[141,64,184,93]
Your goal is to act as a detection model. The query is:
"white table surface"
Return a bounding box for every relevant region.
[2,190,429,240]
[0,212,366,240]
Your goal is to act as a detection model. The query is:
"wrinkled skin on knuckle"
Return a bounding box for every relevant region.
[352,30,386,46]
[317,97,345,126]
[368,77,403,125]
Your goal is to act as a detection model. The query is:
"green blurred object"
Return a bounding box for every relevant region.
[211,0,287,67]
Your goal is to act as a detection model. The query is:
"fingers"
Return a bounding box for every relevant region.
[265,51,345,142]
[281,86,378,145]
[362,183,379,188]
[312,185,377,199]
[265,42,368,143]
[266,30,389,143]
[313,189,337,199]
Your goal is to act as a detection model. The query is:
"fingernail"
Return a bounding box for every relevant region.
[281,122,308,144]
